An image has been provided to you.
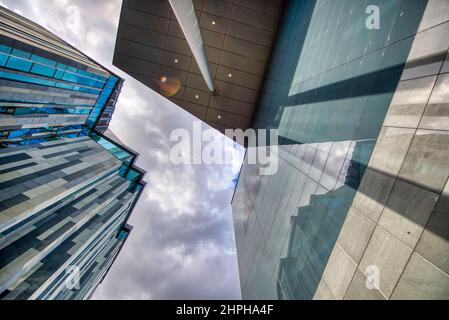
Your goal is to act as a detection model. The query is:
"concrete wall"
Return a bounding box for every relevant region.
[314,0,449,300]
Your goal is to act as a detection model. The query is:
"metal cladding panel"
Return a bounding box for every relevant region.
[113,0,286,133]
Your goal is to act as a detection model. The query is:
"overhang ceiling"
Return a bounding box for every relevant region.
[113,0,285,133]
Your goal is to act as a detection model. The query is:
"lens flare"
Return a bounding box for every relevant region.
[156,76,181,97]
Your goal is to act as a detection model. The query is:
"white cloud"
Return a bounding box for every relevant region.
[64,4,84,39]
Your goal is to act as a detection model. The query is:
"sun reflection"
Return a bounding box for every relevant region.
[156,76,181,97]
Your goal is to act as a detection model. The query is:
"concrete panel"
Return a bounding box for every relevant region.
[352,168,396,223]
[186,72,212,92]
[416,196,449,274]
[180,101,208,120]
[209,95,255,118]
[125,0,172,17]
[223,36,271,62]
[227,20,275,47]
[162,51,191,71]
[113,54,160,79]
[165,36,192,56]
[199,12,228,34]
[214,80,258,104]
[378,180,438,249]
[391,253,449,299]
[183,87,210,107]
[337,208,376,264]
[383,75,437,128]
[160,66,188,84]
[219,51,266,76]
[189,60,218,78]
[206,109,251,129]
[313,279,336,300]
[322,244,357,300]
[168,19,185,39]
[399,130,449,193]
[236,0,285,17]
[420,73,449,130]
[118,23,166,48]
[359,227,413,298]
[121,7,169,33]
[402,22,449,80]
[442,50,449,73]
[230,5,278,32]
[344,270,386,300]
[115,39,164,64]
[418,0,449,31]
[200,28,225,49]
[216,66,263,91]
[203,0,232,18]
[204,46,221,64]
[368,127,415,177]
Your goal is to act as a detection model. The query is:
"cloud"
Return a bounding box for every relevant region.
[0,0,243,299]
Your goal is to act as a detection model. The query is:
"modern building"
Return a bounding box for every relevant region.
[113,0,286,133]
[114,0,449,300]
[0,6,145,299]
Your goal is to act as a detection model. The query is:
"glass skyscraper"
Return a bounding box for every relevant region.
[0,6,145,299]
[232,0,449,300]
[113,0,449,300]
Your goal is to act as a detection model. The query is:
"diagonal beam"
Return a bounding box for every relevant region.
[169,0,215,93]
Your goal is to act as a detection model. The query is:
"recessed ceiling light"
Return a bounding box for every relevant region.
[211,21,216,25]
[218,115,222,119]
[228,73,232,78]
[195,94,199,99]
[174,58,179,63]
[161,76,167,82]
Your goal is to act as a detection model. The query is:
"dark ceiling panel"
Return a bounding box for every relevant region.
[113,0,286,133]
[125,0,172,17]
[203,0,232,18]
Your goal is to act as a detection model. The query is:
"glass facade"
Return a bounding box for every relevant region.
[0,34,121,146]
[0,7,145,299]
[232,0,449,300]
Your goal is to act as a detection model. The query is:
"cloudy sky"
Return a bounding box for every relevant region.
[0,0,243,299]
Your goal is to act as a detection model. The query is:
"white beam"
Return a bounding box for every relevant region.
[169,0,215,92]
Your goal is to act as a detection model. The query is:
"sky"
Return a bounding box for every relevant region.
[0,0,243,299]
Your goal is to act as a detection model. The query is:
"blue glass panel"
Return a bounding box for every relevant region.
[6,56,32,72]
[31,63,56,77]
[11,49,31,59]
[55,82,74,90]
[54,69,64,79]
[0,53,8,66]
[56,63,67,70]
[66,66,77,73]
[117,230,128,241]
[0,45,11,54]
[0,70,55,86]
[30,54,57,67]
[84,76,118,128]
